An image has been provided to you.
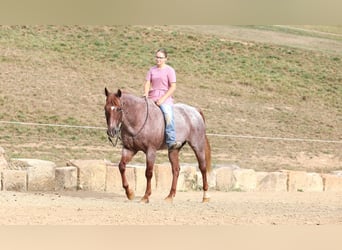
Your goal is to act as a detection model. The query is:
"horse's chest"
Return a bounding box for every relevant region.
[121,136,135,147]
[121,135,145,150]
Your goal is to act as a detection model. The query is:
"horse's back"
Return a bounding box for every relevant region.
[174,103,203,122]
[174,103,206,142]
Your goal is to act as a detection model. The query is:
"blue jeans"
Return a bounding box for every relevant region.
[159,104,176,148]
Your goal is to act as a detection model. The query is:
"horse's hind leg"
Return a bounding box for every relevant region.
[191,144,210,202]
[164,149,180,203]
[118,148,136,200]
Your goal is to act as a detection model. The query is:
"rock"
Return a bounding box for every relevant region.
[196,168,216,190]
[7,159,29,170]
[215,166,235,191]
[322,173,342,191]
[154,163,172,191]
[306,172,324,191]
[0,146,9,171]
[177,165,197,191]
[1,170,27,191]
[14,158,56,191]
[55,166,77,191]
[105,164,123,193]
[207,169,217,189]
[256,172,288,192]
[331,171,342,177]
[67,160,106,192]
[213,167,258,192]
[286,170,323,192]
[232,168,257,191]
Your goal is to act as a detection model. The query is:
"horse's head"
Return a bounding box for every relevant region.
[104,88,123,138]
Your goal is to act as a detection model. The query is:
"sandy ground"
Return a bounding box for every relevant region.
[1,190,341,225]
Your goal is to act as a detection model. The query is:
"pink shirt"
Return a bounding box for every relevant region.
[146,65,176,105]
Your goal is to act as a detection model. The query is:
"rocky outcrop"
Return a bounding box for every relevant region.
[0,146,341,193]
[0,146,9,171]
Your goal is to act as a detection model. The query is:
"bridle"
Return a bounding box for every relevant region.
[107,96,149,147]
[107,105,122,147]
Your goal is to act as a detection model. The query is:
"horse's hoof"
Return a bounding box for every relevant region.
[202,197,210,203]
[164,196,173,203]
[140,197,149,204]
[126,190,135,200]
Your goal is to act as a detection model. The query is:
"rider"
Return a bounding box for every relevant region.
[143,48,182,150]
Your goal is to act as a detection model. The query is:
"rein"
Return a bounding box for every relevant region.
[107,96,149,147]
[131,96,149,138]
[108,133,120,147]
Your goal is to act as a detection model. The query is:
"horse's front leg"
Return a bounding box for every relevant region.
[164,149,180,203]
[119,148,136,200]
[140,149,156,204]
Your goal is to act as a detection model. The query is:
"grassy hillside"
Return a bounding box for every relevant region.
[0,25,341,172]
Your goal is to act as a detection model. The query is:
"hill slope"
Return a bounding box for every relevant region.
[0,25,341,172]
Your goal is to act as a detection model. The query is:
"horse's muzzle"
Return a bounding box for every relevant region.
[107,126,121,138]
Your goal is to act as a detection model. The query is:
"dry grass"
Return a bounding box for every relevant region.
[0,25,341,172]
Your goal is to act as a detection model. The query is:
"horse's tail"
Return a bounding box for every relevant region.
[205,134,212,173]
[197,108,212,173]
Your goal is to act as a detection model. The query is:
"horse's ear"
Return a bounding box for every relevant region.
[117,89,122,98]
[105,87,110,97]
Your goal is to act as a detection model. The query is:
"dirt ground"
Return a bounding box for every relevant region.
[1,190,341,225]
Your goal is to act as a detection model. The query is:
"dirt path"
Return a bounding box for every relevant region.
[1,190,341,225]
[169,25,342,55]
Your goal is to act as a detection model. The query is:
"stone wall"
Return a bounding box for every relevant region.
[1,146,342,193]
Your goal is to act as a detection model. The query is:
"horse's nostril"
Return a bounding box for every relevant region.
[107,129,114,137]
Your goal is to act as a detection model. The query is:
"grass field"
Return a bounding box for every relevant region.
[0,25,341,172]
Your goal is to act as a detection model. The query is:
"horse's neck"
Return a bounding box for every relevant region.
[121,94,146,133]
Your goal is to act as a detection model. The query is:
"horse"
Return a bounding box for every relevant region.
[104,88,211,203]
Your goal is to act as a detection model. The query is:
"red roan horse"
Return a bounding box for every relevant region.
[104,88,211,203]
